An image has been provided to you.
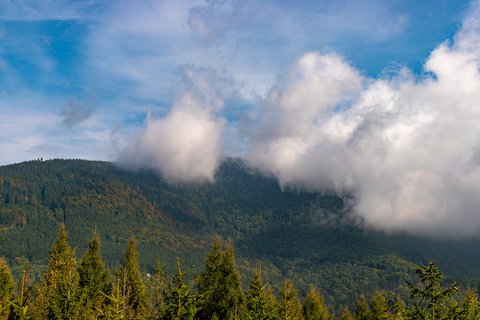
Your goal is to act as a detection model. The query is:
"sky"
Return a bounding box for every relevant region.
[2,0,480,237]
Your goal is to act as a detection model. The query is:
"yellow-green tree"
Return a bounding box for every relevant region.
[78,229,112,317]
[245,269,277,320]
[303,287,330,320]
[122,237,148,319]
[0,257,15,319]
[41,224,82,320]
[197,237,244,320]
[277,279,303,320]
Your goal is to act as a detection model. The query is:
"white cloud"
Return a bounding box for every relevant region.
[246,3,480,238]
[117,67,226,182]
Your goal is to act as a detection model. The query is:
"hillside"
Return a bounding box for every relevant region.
[1,158,480,306]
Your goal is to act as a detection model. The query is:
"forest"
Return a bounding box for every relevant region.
[1,224,479,320]
[2,159,480,319]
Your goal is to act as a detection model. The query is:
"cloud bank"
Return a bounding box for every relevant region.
[247,1,480,237]
[113,1,480,237]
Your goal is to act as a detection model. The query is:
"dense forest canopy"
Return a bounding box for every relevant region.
[1,226,480,319]
[1,159,480,312]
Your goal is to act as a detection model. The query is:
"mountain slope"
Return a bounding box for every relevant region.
[1,159,479,306]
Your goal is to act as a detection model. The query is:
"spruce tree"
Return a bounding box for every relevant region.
[147,260,168,319]
[197,237,244,320]
[354,294,372,320]
[339,306,355,320]
[245,269,277,320]
[370,291,389,320]
[42,224,82,320]
[303,287,330,320]
[277,279,303,320]
[163,258,201,320]
[459,290,480,320]
[78,229,112,316]
[407,261,459,320]
[0,257,15,319]
[123,237,148,319]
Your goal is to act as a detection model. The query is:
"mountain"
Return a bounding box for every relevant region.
[1,158,479,307]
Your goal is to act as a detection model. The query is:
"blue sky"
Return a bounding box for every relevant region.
[0,0,472,165]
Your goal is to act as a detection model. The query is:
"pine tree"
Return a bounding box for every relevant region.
[391,295,407,320]
[406,261,459,320]
[459,290,480,320]
[370,291,389,320]
[0,257,15,319]
[147,260,168,319]
[354,294,372,320]
[277,279,303,320]
[122,237,148,319]
[41,224,82,320]
[197,237,244,320]
[96,277,128,320]
[303,287,330,320]
[78,229,112,317]
[339,306,355,320]
[244,269,277,320]
[9,268,41,320]
[163,258,201,320]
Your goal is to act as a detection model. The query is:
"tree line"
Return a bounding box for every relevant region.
[0,224,480,319]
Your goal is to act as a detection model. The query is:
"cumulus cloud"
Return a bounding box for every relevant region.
[246,1,480,238]
[118,67,225,182]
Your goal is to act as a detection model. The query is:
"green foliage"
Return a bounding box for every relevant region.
[122,237,148,319]
[78,229,112,317]
[339,306,355,320]
[9,268,43,320]
[147,261,168,319]
[407,261,460,319]
[354,294,372,320]
[197,237,244,320]
[458,290,480,320]
[96,278,128,320]
[303,287,330,320]
[277,279,303,320]
[3,159,480,309]
[0,257,15,318]
[370,291,389,320]
[41,224,82,320]
[163,258,201,320]
[245,269,277,320]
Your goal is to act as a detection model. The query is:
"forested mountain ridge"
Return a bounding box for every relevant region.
[1,158,480,307]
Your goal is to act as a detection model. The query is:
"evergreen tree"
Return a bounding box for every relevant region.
[123,237,148,319]
[391,295,407,320]
[354,294,372,320]
[41,224,82,320]
[302,287,330,320]
[78,229,112,316]
[244,269,277,320]
[370,291,389,320]
[459,290,480,320]
[277,279,303,320]
[147,261,168,319]
[339,306,355,320]
[406,261,459,320]
[163,258,201,320]
[197,237,244,320]
[96,277,128,320]
[0,257,15,319]
[9,268,41,320]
